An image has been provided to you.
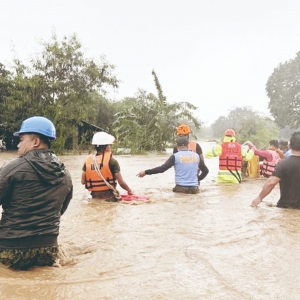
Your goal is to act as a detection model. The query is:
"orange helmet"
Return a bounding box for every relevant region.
[224,129,236,136]
[176,124,191,136]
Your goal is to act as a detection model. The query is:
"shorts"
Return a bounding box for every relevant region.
[0,246,58,270]
[91,190,119,202]
[172,185,199,194]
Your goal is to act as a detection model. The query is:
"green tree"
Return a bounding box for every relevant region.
[113,71,200,153]
[31,33,119,151]
[211,106,279,148]
[0,63,13,146]
[266,52,300,129]
[1,33,119,152]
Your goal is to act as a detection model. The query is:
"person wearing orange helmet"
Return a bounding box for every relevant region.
[173,124,209,185]
[205,128,254,183]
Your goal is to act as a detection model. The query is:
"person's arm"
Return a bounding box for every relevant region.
[81,163,86,185]
[61,188,73,215]
[0,179,8,206]
[0,162,14,206]
[205,144,222,158]
[61,168,73,215]
[173,145,178,154]
[245,142,273,161]
[115,172,133,194]
[251,176,280,207]
[198,162,209,181]
[137,155,175,177]
[109,158,133,195]
[81,171,86,185]
[252,148,273,161]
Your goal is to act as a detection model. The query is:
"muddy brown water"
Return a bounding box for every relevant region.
[0,143,300,300]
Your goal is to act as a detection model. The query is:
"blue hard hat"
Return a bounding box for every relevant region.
[13,116,56,139]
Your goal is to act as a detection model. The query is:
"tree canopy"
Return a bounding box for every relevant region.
[266,52,300,129]
[0,34,201,153]
[211,106,279,148]
[0,34,119,151]
[112,70,201,153]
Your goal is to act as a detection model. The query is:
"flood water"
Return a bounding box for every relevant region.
[1,142,300,300]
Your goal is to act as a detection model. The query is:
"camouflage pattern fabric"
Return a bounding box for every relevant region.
[0,246,58,270]
[172,185,199,194]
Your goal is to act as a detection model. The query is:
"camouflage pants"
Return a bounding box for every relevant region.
[0,246,58,270]
[172,185,199,194]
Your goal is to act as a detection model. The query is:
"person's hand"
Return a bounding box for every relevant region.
[251,197,262,207]
[128,190,133,195]
[245,141,254,148]
[137,171,146,178]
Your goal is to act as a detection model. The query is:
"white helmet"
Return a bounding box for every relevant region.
[92,132,115,145]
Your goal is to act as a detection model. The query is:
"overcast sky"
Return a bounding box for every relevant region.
[1,0,300,125]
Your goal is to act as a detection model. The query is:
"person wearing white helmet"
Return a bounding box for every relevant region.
[81,131,133,201]
[0,116,73,270]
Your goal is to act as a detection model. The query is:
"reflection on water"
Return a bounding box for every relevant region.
[1,144,300,300]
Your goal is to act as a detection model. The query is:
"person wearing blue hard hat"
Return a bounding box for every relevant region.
[0,116,73,270]
[13,116,56,151]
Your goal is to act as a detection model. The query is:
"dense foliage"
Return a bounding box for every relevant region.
[266,52,300,129]
[0,34,200,153]
[211,106,279,148]
[112,71,201,153]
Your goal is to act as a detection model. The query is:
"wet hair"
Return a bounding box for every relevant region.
[279,139,288,147]
[289,132,300,151]
[176,136,189,146]
[95,145,107,153]
[269,139,279,148]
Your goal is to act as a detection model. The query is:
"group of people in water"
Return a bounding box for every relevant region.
[1,116,300,270]
[82,124,300,211]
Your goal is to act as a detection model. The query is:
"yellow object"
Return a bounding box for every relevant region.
[247,155,260,178]
[217,170,242,184]
[205,140,255,184]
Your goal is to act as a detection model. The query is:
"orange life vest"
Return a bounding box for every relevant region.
[84,151,116,192]
[261,150,281,177]
[219,142,242,171]
[188,141,197,153]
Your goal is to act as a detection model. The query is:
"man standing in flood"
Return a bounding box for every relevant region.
[173,124,209,185]
[137,136,200,194]
[0,116,73,270]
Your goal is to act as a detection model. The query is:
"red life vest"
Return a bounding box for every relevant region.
[84,151,116,192]
[261,150,281,177]
[219,142,242,171]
